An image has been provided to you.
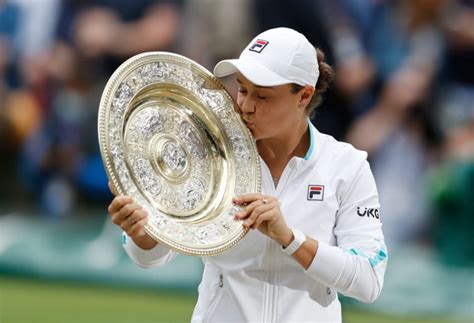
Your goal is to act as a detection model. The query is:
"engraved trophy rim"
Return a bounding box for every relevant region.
[98,51,261,256]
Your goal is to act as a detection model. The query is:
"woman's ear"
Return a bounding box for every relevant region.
[299,86,315,108]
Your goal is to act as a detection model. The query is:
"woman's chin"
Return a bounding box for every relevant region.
[249,129,260,140]
[244,124,257,138]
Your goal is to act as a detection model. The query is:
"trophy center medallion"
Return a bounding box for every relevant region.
[149,134,190,182]
[162,141,187,174]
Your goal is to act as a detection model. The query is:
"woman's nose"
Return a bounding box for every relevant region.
[238,97,256,114]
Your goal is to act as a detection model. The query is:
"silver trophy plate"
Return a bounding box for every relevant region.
[98,52,261,256]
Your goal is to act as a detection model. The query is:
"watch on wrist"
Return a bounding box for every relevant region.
[281,229,306,255]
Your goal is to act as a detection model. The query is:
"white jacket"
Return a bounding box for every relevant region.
[123,124,388,323]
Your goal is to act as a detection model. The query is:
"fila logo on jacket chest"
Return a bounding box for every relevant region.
[307,185,324,201]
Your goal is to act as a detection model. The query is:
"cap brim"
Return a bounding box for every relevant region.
[214,59,291,87]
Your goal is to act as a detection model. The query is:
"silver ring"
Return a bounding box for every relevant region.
[127,216,136,224]
[262,198,268,204]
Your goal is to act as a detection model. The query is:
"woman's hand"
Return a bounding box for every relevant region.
[107,182,157,250]
[233,194,293,247]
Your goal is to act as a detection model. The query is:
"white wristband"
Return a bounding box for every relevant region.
[281,229,306,255]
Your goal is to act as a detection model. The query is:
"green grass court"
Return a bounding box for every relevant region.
[0,277,463,323]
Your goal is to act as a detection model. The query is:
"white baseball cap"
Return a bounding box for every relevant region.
[214,27,319,87]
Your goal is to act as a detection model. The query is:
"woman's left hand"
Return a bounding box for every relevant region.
[233,194,293,247]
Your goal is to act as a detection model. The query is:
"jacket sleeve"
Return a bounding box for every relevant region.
[305,159,388,303]
[122,232,178,269]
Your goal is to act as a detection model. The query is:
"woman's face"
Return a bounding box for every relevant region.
[235,73,312,141]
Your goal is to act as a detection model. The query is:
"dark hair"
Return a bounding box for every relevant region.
[291,47,334,117]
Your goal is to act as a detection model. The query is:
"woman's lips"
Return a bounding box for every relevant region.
[243,121,256,136]
[243,120,255,127]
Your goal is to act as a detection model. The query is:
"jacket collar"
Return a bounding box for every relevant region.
[299,119,324,166]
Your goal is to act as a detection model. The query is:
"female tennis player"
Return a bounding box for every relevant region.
[108,27,387,322]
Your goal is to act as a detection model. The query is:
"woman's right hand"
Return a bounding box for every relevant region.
[107,183,157,250]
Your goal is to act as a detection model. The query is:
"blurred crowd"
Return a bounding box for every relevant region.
[0,0,473,266]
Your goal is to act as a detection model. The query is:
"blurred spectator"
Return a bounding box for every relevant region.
[435,0,474,137]
[0,0,23,209]
[1,0,60,149]
[429,127,474,266]
[11,0,60,85]
[179,0,254,97]
[343,0,448,247]
[57,0,182,72]
[180,0,254,66]
[428,0,474,266]
[0,0,19,90]
[18,0,183,217]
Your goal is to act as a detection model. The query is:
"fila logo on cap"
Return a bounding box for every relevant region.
[249,39,269,53]
[307,185,324,201]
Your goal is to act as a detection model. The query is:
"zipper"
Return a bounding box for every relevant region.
[276,159,298,196]
[260,156,298,196]
[270,241,279,323]
[262,239,280,323]
[260,158,299,322]
[203,273,224,321]
[262,239,273,322]
[218,273,223,287]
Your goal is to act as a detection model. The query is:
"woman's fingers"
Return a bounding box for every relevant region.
[233,194,280,229]
[232,193,284,232]
[233,193,266,205]
[234,197,279,230]
[128,217,148,237]
[243,203,275,228]
[234,195,275,217]
[108,196,133,214]
[119,208,148,233]
[127,210,149,236]
[106,195,153,246]
[235,198,263,219]
[110,201,142,225]
[252,212,273,230]
[117,202,142,219]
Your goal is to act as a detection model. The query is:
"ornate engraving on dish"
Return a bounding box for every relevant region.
[98,52,261,256]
